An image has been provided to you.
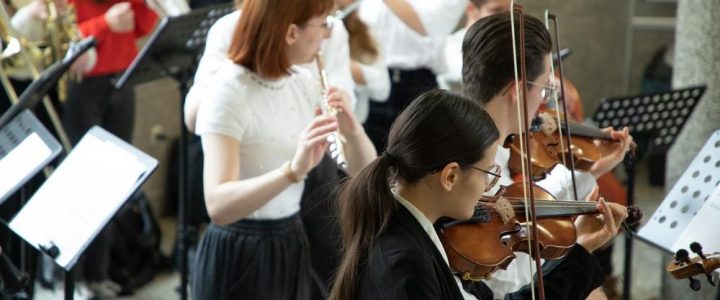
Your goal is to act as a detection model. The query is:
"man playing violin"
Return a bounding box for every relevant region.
[461,12,634,298]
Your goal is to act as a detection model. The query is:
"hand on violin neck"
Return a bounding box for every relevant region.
[575,190,628,253]
[589,127,634,178]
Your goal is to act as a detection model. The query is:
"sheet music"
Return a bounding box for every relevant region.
[0,132,51,197]
[0,110,61,203]
[671,184,720,252]
[9,133,146,269]
[637,130,720,251]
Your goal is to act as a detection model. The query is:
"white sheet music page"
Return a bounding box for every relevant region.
[0,132,51,197]
[9,133,145,269]
[672,184,720,252]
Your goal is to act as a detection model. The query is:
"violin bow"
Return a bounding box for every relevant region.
[544,11,580,202]
[544,13,644,239]
[510,2,545,299]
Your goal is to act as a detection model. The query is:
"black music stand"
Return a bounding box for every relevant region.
[0,110,60,299]
[0,37,96,129]
[0,37,95,300]
[7,126,158,300]
[592,84,706,300]
[114,4,234,299]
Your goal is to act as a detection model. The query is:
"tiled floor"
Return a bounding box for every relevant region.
[33,161,701,299]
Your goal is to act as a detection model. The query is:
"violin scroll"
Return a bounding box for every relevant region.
[667,242,720,291]
[625,206,643,226]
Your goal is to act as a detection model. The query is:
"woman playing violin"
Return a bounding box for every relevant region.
[461,12,635,296]
[330,89,625,300]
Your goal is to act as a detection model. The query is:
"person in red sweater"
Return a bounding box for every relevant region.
[62,0,156,297]
[63,0,156,145]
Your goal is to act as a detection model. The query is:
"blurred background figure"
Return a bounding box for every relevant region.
[336,0,390,125]
[437,0,508,93]
[358,0,466,153]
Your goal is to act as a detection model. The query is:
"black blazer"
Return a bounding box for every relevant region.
[358,205,605,300]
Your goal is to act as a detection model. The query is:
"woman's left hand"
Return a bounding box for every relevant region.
[575,190,628,253]
[325,87,362,138]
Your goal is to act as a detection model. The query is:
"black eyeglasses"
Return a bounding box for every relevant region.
[470,164,501,192]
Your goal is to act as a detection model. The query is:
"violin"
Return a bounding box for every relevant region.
[437,182,643,281]
[667,242,720,291]
[506,109,634,180]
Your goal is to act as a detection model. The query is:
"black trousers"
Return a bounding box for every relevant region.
[63,73,135,282]
[300,155,344,299]
[364,68,438,153]
[189,0,231,9]
[192,214,311,300]
[63,73,134,145]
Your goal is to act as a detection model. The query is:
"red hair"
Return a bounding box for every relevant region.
[228,0,334,79]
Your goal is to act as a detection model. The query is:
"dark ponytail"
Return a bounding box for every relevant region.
[330,90,499,300]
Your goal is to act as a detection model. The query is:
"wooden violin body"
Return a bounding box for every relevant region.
[438,182,641,281]
[506,109,624,179]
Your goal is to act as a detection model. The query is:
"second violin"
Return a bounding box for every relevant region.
[506,109,634,179]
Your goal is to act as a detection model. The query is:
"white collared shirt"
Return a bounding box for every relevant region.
[437,27,467,93]
[358,0,466,74]
[393,192,478,300]
[353,35,391,122]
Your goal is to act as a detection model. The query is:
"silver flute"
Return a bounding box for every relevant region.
[315,52,348,169]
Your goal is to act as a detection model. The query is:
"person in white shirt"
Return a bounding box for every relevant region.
[185,6,356,133]
[189,0,375,298]
[461,13,634,298]
[437,0,508,93]
[183,2,369,297]
[337,0,390,124]
[358,0,466,152]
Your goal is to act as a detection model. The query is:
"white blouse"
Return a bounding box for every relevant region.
[187,10,356,119]
[193,63,319,220]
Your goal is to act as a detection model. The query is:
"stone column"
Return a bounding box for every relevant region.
[662,1,720,299]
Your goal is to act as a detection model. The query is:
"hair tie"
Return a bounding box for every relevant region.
[383,152,399,166]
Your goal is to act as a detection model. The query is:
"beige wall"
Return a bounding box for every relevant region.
[522,1,676,117]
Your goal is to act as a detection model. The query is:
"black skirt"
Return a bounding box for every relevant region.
[191,214,311,300]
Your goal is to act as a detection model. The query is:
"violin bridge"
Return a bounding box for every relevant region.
[462,272,491,281]
[494,197,515,224]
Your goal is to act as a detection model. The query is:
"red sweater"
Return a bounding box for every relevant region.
[71,0,158,76]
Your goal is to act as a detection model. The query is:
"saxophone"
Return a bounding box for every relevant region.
[44,0,82,101]
[0,0,74,150]
[315,52,348,169]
